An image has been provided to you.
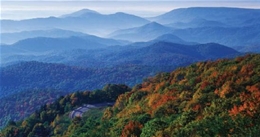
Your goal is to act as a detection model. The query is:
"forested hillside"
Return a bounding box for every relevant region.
[0,89,68,129]
[2,54,260,136]
[0,84,131,136]
[0,62,151,98]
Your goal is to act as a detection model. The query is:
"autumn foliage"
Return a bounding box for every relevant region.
[121,121,143,137]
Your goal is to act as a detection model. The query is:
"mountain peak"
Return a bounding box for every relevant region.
[139,22,169,30]
[108,21,172,42]
[144,22,163,27]
[155,34,184,42]
[112,12,137,17]
[61,9,100,18]
[76,9,99,14]
[114,12,128,15]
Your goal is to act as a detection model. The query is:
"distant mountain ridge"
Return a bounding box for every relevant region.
[1,40,241,67]
[2,7,259,67]
[0,29,87,44]
[151,34,196,45]
[152,7,260,26]
[1,34,128,55]
[170,24,260,47]
[109,22,173,42]
[1,7,259,49]
[166,18,229,29]
[0,41,240,96]
[1,9,150,36]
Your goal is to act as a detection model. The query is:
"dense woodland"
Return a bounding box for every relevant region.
[1,54,260,136]
[0,84,131,136]
[0,61,152,128]
[0,89,69,129]
[0,62,155,97]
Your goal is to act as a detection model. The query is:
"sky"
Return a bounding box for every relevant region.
[1,0,260,20]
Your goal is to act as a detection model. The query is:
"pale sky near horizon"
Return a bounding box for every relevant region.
[1,0,260,20]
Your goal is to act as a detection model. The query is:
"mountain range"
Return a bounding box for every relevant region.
[1,41,240,68]
[1,34,128,57]
[151,7,260,26]
[1,29,87,44]
[170,24,260,47]
[1,7,260,52]
[166,18,229,29]
[108,22,260,48]
[0,7,260,132]
[108,22,173,42]
[1,9,149,36]
[0,41,240,98]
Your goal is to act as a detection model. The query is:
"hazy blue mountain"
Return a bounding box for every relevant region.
[2,41,240,68]
[234,44,260,53]
[1,29,87,44]
[167,18,228,29]
[0,41,240,97]
[11,37,105,52]
[1,17,61,33]
[1,45,32,56]
[1,34,128,55]
[1,45,31,65]
[151,7,260,26]
[60,9,100,18]
[242,17,260,26]
[0,34,130,67]
[170,24,260,47]
[193,43,241,58]
[1,9,150,36]
[152,34,196,45]
[109,22,172,42]
[105,42,240,66]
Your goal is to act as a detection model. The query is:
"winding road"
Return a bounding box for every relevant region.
[69,102,114,119]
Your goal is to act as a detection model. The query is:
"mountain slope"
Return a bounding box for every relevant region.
[1,29,87,44]
[95,42,240,67]
[0,62,152,98]
[152,7,260,26]
[90,41,239,66]
[235,44,260,53]
[109,22,172,42]
[1,41,240,68]
[1,35,127,54]
[2,54,260,136]
[0,84,131,132]
[152,34,196,45]
[170,24,260,47]
[0,42,240,106]
[167,18,228,29]
[102,54,260,137]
